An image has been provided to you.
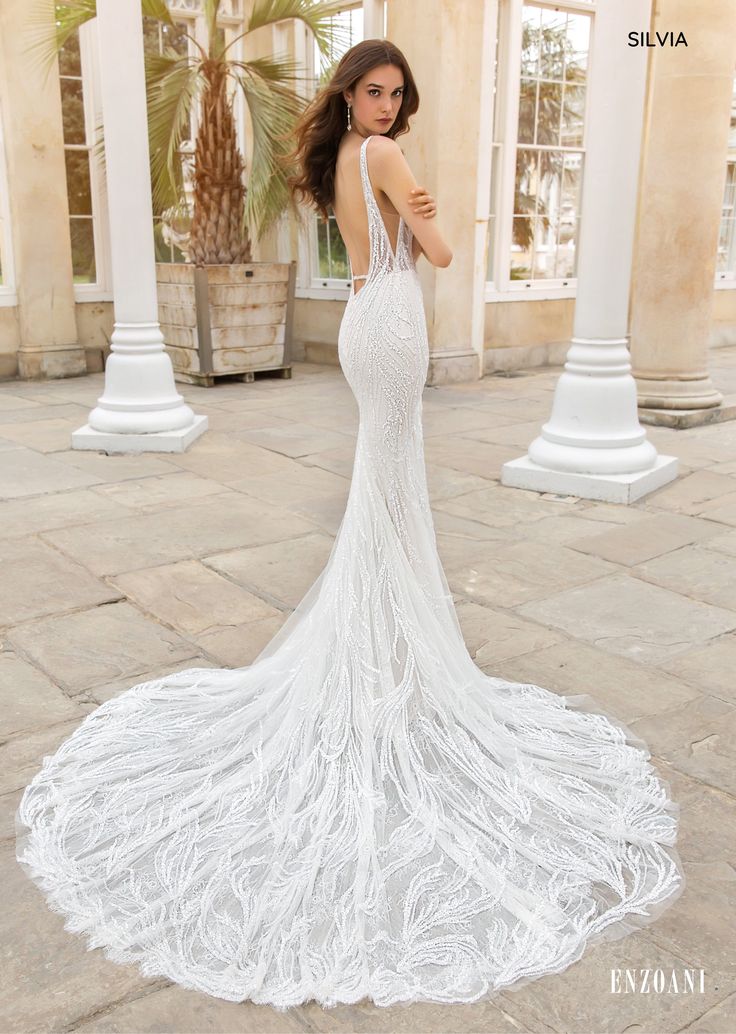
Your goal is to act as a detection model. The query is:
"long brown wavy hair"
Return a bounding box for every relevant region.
[281,39,419,225]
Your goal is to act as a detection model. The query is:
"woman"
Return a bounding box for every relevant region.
[15,39,684,1010]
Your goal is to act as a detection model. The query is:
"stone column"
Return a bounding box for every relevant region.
[72,0,206,453]
[0,0,85,379]
[386,0,490,384]
[629,0,736,426]
[502,0,678,504]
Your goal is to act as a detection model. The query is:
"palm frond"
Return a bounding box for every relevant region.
[235,0,353,61]
[25,0,96,81]
[146,52,205,215]
[231,63,308,241]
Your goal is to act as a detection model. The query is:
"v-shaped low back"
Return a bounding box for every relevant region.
[349,134,414,295]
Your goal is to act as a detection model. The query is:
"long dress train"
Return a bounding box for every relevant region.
[15,133,685,1010]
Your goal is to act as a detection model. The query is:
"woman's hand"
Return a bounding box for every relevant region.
[409,186,436,219]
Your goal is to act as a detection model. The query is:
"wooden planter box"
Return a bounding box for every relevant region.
[156,260,296,387]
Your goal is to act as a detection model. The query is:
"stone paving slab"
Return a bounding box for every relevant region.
[7,601,199,696]
[72,985,312,1033]
[633,542,736,609]
[0,650,91,739]
[110,559,283,638]
[0,486,128,538]
[565,511,726,567]
[486,638,700,725]
[629,693,736,796]
[0,535,121,625]
[203,531,336,609]
[41,493,318,576]
[443,537,620,609]
[91,470,232,511]
[658,632,736,706]
[497,932,729,1034]
[516,573,736,665]
[0,446,102,498]
[681,992,736,1032]
[455,599,567,663]
[0,843,160,1034]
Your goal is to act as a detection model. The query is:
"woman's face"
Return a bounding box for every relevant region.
[345,63,405,135]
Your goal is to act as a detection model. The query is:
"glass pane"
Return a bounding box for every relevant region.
[60,77,86,145]
[163,21,189,57]
[555,216,579,277]
[487,145,501,281]
[517,79,537,144]
[561,84,585,147]
[520,5,540,77]
[314,7,364,89]
[515,148,538,216]
[142,16,162,56]
[532,216,556,278]
[328,217,348,279]
[539,7,566,81]
[565,12,590,85]
[70,218,96,282]
[64,149,92,215]
[561,151,583,214]
[316,216,329,277]
[510,215,533,279]
[58,29,81,77]
[536,150,564,225]
[536,80,562,146]
[718,162,736,273]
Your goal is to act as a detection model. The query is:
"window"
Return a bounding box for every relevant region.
[312,5,364,283]
[716,73,736,284]
[488,0,593,294]
[59,27,98,283]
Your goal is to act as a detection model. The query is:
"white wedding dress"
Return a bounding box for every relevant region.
[15,133,685,1010]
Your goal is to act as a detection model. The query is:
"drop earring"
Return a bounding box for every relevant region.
[346,102,351,130]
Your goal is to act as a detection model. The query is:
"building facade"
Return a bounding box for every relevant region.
[0,0,734,396]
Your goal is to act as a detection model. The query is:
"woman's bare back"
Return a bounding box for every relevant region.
[333,131,402,296]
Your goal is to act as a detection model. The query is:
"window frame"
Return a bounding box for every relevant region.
[66,20,112,302]
[715,73,736,290]
[485,0,595,303]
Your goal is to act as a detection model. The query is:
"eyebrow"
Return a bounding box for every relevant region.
[366,82,404,88]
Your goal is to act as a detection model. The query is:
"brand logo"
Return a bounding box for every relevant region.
[628,31,688,47]
[611,968,705,993]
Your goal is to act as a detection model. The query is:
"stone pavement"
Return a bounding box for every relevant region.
[1,349,736,1034]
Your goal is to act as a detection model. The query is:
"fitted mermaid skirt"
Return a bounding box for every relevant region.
[15,134,684,1009]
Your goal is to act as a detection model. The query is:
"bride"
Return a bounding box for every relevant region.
[15,38,684,1010]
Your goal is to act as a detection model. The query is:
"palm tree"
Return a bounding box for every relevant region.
[31,0,351,264]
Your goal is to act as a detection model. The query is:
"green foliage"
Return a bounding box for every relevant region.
[27,0,353,246]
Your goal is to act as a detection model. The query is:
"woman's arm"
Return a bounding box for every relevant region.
[371,137,452,268]
[411,233,425,264]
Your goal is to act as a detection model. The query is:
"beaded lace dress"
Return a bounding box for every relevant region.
[15,133,684,1009]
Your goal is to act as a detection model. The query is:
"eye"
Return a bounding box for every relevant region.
[368,88,404,97]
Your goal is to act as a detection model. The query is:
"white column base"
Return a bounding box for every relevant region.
[501,452,678,504]
[71,414,208,454]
